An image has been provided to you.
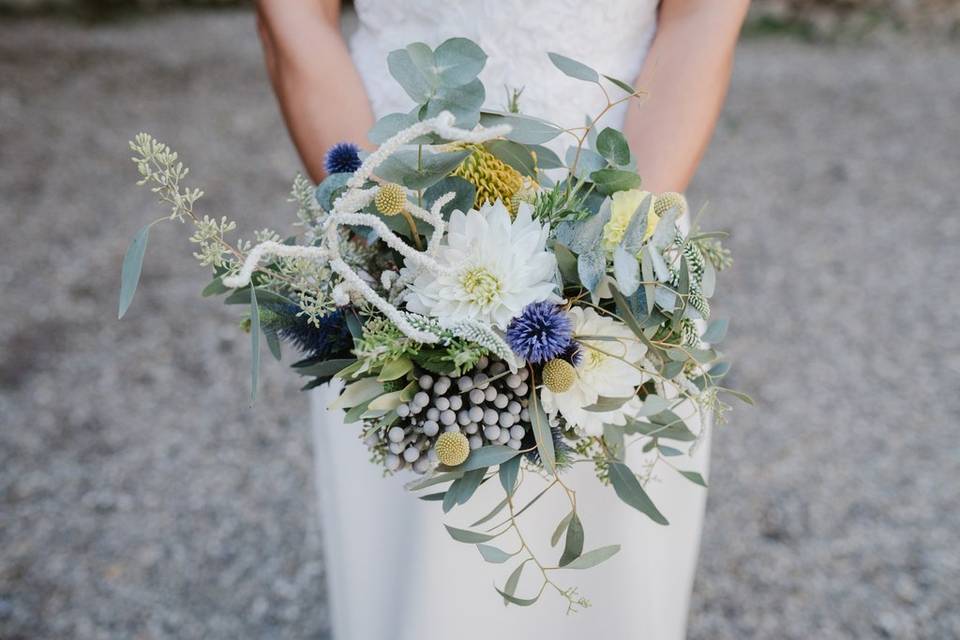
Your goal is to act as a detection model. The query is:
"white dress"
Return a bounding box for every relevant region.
[310,2,711,638]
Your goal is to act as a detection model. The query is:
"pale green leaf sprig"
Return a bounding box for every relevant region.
[130,133,205,223]
[289,173,323,230]
[188,215,237,268]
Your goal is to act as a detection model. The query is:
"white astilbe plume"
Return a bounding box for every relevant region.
[222,112,512,347]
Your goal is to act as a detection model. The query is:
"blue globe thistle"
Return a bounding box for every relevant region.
[561,341,584,367]
[523,425,573,469]
[505,302,574,364]
[323,142,362,175]
[263,304,352,359]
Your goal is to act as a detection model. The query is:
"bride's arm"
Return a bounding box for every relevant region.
[256,0,375,181]
[623,0,750,193]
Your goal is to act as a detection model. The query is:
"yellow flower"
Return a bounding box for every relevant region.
[453,145,524,212]
[602,189,659,251]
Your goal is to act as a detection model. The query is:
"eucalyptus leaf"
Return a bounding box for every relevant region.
[264,330,282,361]
[590,168,642,195]
[596,127,631,165]
[603,74,638,95]
[501,562,527,605]
[405,470,464,492]
[565,146,607,180]
[721,388,755,405]
[608,461,668,525]
[679,470,708,487]
[702,319,729,344]
[558,511,584,567]
[495,586,540,607]
[608,284,659,353]
[485,140,536,177]
[424,176,475,217]
[118,223,151,319]
[498,454,521,496]
[470,495,511,527]
[426,78,485,127]
[553,242,580,285]
[434,37,487,86]
[368,112,418,145]
[623,413,696,442]
[551,511,575,547]
[635,394,670,417]
[561,544,621,570]
[293,358,356,378]
[387,45,436,103]
[528,385,556,475]
[445,524,496,544]
[529,144,564,170]
[658,445,684,457]
[583,396,634,412]
[477,543,514,564]
[547,51,599,83]
[455,445,519,472]
[479,111,561,144]
[201,276,228,298]
[709,361,731,377]
[249,286,260,404]
[443,468,486,512]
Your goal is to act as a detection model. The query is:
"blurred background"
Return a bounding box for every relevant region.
[1,1,958,638]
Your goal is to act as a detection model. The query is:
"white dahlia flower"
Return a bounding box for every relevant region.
[404,200,559,330]
[540,307,647,436]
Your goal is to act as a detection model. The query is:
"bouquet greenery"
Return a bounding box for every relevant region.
[120,37,748,610]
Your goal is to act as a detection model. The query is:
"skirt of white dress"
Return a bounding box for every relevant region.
[310,383,710,640]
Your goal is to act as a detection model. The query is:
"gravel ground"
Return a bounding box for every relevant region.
[1,12,958,640]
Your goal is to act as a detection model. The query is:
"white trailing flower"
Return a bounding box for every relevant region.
[404,201,559,330]
[541,307,647,436]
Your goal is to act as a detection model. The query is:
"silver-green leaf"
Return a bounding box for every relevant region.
[249,286,260,405]
[444,524,496,544]
[547,51,599,83]
[561,544,621,570]
[476,543,514,564]
[608,461,668,525]
[528,384,556,475]
[117,223,151,319]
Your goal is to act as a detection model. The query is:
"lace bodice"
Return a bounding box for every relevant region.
[348,0,659,132]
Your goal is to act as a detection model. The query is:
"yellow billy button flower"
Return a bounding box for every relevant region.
[434,431,471,467]
[375,182,407,216]
[542,358,577,393]
[653,191,688,220]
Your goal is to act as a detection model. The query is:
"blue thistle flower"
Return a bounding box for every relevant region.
[263,304,352,359]
[523,425,573,469]
[505,302,574,364]
[561,340,584,367]
[323,143,362,175]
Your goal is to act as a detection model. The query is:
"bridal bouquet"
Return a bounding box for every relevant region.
[120,37,748,610]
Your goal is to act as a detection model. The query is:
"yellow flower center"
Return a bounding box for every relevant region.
[460,267,502,306]
[584,346,607,370]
